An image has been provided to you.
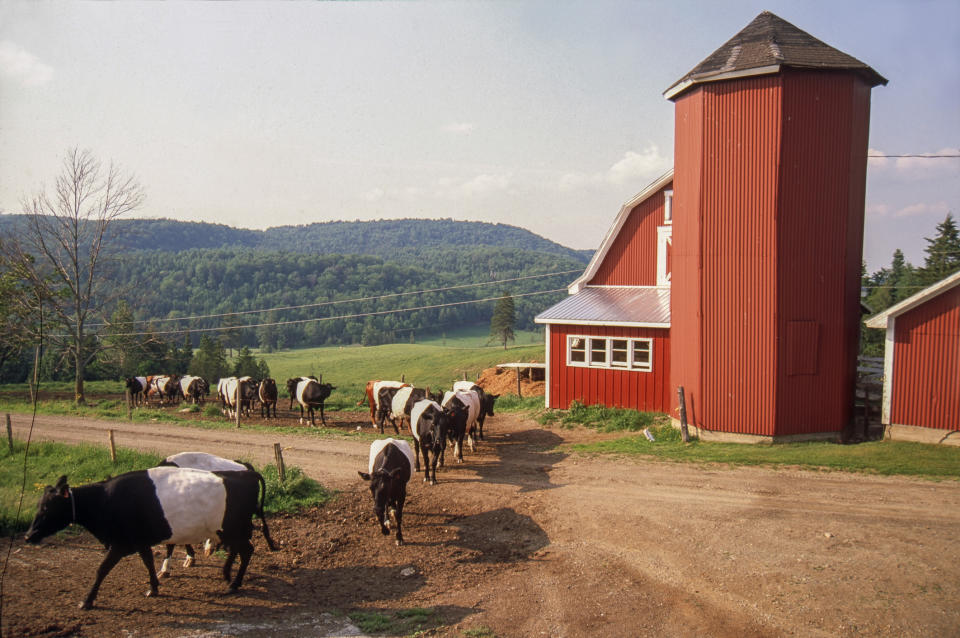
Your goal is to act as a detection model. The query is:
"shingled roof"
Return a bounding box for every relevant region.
[665,11,887,100]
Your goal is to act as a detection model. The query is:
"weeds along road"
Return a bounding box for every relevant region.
[6,411,960,637]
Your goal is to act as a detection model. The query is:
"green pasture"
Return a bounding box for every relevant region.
[0,439,331,536]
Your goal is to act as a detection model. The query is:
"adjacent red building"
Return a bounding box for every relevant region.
[864,272,960,441]
[536,12,888,441]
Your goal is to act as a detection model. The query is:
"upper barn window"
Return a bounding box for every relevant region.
[566,335,653,372]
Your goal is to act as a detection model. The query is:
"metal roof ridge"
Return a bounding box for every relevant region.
[864,270,960,329]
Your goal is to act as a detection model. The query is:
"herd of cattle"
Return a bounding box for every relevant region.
[124,374,336,425]
[25,376,500,609]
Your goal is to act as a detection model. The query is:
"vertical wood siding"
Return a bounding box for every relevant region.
[547,324,671,412]
[775,71,873,434]
[891,286,960,430]
[589,183,671,286]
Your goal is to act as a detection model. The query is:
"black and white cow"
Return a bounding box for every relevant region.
[452,381,499,442]
[287,377,335,426]
[124,377,147,406]
[409,399,461,485]
[361,380,407,429]
[156,452,266,577]
[218,377,256,419]
[258,378,279,419]
[378,386,439,435]
[442,390,481,463]
[358,438,414,545]
[148,375,181,406]
[179,375,208,405]
[24,467,275,609]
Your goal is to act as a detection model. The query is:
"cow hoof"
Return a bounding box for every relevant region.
[224,586,239,596]
[183,556,194,568]
[78,600,93,610]
[158,570,169,579]
[395,538,404,546]
[145,588,158,598]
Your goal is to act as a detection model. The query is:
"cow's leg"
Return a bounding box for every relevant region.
[308,406,316,427]
[80,547,125,609]
[318,401,327,426]
[393,497,405,546]
[137,546,161,598]
[427,445,439,485]
[456,433,464,463]
[159,544,175,577]
[222,546,237,583]
[298,405,304,425]
[183,544,196,568]
[226,538,254,592]
[412,438,422,473]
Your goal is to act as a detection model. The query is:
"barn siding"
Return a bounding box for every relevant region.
[547,323,671,412]
[891,286,960,430]
[589,184,671,287]
[775,71,873,435]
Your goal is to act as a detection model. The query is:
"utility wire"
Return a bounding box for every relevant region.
[89,269,582,328]
[83,288,568,338]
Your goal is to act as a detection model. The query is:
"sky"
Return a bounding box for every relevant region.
[0,1,957,272]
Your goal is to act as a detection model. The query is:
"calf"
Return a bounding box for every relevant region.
[156,452,268,577]
[442,390,481,463]
[359,380,407,428]
[179,375,208,405]
[287,377,335,426]
[409,400,456,485]
[258,378,279,418]
[25,467,275,609]
[452,381,499,442]
[358,439,414,545]
[124,377,147,406]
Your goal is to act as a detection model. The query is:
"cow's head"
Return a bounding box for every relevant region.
[25,476,73,544]
[358,467,403,535]
[483,394,499,417]
[285,378,300,398]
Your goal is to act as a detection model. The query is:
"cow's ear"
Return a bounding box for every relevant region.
[358,471,371,481]
[386,467,402,480]
[54,475,69,497]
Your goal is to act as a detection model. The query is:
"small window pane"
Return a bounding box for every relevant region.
[611,339,628,367]
[590,338,607,365]
[632,340,652,370]
[569,337,585,363]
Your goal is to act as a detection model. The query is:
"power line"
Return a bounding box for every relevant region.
[867,154,960,158]
[89,269,582,328]
[81,288,568,338]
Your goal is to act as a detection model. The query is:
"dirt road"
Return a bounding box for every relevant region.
[3,411,959,637]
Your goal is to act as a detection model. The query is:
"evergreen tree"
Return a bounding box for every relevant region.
[919,213,960,286]
[257,358,271,380]
[490,292,516,350]
[232,345,260,378]
[190,335,230,383]
[169,334,193,375]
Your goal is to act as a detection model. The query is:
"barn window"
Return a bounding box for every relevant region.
[566,335,654,372]
[568,337,586,363]
[663,190,673,224]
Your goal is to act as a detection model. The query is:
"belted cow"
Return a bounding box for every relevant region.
[179,375,208,405]
[258,378,279,419]
[287,377,335,426]
[359,380,407,428]
[452,381,499,442]
[218,377,256,419]
[156,452,269,578]
[25,467,275,609]
[409,399,462,485]
[442,389,481,463]
[358,438,414,546]
[124,377,147,406]
[377,385,440,435]
[147,375,181,406]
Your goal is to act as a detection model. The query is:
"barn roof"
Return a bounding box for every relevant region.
[534,286,670,328]
[665,11,887,100]
[864,270,960,329]
[568,169,673,294]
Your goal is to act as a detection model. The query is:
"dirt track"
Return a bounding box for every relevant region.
[3,410,959,637]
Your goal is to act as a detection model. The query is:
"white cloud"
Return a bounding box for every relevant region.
[0,41,53,87]
[362,187,384,202]
[868,147,959,180]
[894,201,951,218]
[559,144,671,192]
[865,202,890,217]
[441,122,475,134]
[455,173,511,198]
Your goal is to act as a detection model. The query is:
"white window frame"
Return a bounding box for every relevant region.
[566,335,653,372]
[663,189,673,224]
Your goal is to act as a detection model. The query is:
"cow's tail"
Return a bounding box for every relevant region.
[255,471,277,551]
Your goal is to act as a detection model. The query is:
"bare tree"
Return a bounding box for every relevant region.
[9,148,144,404]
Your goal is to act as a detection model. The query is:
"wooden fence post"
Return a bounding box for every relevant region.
[108,429,117,463]
[401,374,405,383]
[6,414,13,454]
[516,367,522,399]
[126,389,133,421]
[235,383,241,429]
[677,386,690,443]
[273,443,286,482]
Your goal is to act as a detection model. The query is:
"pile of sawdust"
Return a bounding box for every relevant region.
[474,365,545,397]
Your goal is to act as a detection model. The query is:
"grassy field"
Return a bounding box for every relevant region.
[0,439,331,535]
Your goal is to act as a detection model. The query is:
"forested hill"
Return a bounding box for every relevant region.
[90,217,590,263]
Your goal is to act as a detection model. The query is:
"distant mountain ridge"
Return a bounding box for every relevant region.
[84,217,592,263]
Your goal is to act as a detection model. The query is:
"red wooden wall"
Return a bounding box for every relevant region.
[589,183,671,287]
[547,324,671,412]
[891,286,960,430]
[670,71,874,437]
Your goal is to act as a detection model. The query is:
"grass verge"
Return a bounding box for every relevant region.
[348,607,437,635]
[0,440,331,535]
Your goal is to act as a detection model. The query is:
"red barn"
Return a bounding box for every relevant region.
[536,12,887,441]
[864,272,960,444]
